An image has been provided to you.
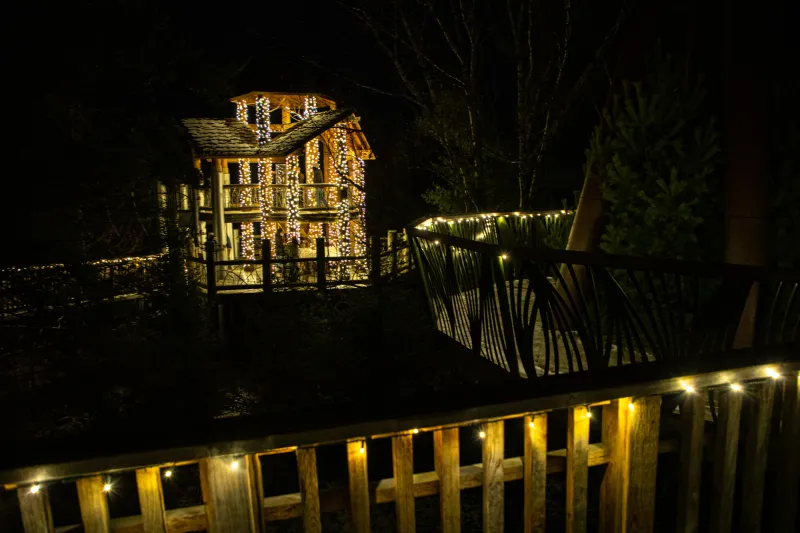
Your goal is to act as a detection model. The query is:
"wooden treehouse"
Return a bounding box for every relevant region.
[178,92,376,287]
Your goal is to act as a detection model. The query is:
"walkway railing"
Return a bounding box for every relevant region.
[2,360,798,532]
[408,212,800,377]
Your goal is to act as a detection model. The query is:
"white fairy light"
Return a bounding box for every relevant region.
[286,155,301,242]
[255,95,271,145]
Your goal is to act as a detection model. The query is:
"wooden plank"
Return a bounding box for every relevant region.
[599,398,631,533]
[676,393,705,533]
[775,373,799,532]
[392,435,416,533]
[566,406,590,533]
[76,476,110,533]
[296,447,322,533]
[625,395,661,533]
[524,414,547,533]
[482,421,504,533]
[17,485,54,533]
[134,468,166,533]
[346,440,370,533]
[710,391,743,533]
[434,428,461,533]
[739,380,776,532]
[201,456,259,533]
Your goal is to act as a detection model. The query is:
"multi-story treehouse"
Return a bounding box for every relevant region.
[181,92,374,273]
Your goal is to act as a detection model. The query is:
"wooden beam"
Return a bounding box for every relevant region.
[523,414,547,533]
[134,468,166,533]
[296,447,322,533]
[775,373,799,532]
[482,421,504,533]
[599,398,631,533]
[434,428,461,533]
[739,381,776,532]
[710,391,743,533]
[566,406,590,533]
[676,393,705,533]
[625,395,661,533]
[346,440,370,533]
[17,485,54,533]
[392,435,416,533]
[201,456,259,533]
[76,476,110,533]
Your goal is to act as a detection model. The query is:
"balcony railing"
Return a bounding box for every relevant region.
[409,212,800,378]
[213,183,351,211]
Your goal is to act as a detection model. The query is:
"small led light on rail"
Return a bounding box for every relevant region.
[103,483,112,493]
[230,460,240,471]
[628,403,635,412]
[528,421,534,428]
[359,445,365,454]
[585,410,593,419]
[412,428,419,434]
[29,484,41,494]
[164,469,173,478]
[478,430,486,439]
[730,383,743,392]
[766,368,781,380]
[501,254,508,260]
[680,380,695,393]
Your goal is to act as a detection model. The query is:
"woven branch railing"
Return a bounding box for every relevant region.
[409,212,800,378]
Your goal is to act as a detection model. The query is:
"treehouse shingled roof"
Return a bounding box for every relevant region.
[182,107,356,158]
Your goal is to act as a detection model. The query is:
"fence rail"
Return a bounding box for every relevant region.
[409,212,800,378]
[4,361,798,533]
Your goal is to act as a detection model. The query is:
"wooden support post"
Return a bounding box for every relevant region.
[775,374,799,532]
[296,447,322,533]
[676,393,705,533]
[315,237,326,291]
[347,440,370,533]
[710,391,743,533]
[135,467,167,533]
[567,406,590,533]
[524,414,547,533]
[369,235,381,285]
[201,456,260,533]
[625,395,661,533]
[739,381,776,532]
[434,428,461,533]
[482,421,504,533]
[599,399,631,533]
[76,476,110,533]
[262,239,272,293]
[206,239,217,298]
[17,485,54,533]
[392,435,416,533]
[390,231,399,279]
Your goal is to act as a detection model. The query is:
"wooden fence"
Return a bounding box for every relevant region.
[4,360,798,533]
[188,234,412,296]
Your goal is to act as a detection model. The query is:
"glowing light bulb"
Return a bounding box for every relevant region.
[628,403,635,411]
[478,431,486,439]
[766,368,780,380]
[501,254,508,260]
[434,240,440,245]
[103,483,112,493]
[680,381,695,393]
[30,484,40,494]
[164,470,173,478]
[412,428,419,434]
[730,383,743,392]
[230,461,240,471]
[528,421,534,428]
[359,446,365,454]
[585,410,593,419]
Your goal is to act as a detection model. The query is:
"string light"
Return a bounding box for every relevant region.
[528,421,534,428]
[766,368,781,380]
[359,445,365,454]
[302,95,318,119]
[730,383,743,392]
[29,484,40,494]
[255,95,271,145]
[585,410,593,419]
[628,402,635,411]
[164,470,173,478]
[235,100,247,124]
[258,158,273,255]
[350,158,367,267]
[286,155,301,242]
[680,380,695,394]
[413,428,420,434]
[238,160,255,260]
[230,460,240,471]
[478,430,486,439]
[501,254,508,260]
[103,483,112,493]
[305,138,320,206]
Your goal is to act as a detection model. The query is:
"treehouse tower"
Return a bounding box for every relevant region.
[182,92,374,264]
